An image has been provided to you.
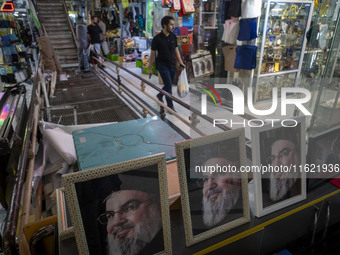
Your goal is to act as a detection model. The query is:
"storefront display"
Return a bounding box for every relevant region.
[0,12,30,86]
[191,50,214,77]
[10,1,340,254]
[254,0,313,102]
[294,0,340,132]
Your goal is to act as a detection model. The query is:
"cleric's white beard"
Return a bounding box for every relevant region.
[202,184,241,227]
[270,173,298,201]
[107,204,162,255]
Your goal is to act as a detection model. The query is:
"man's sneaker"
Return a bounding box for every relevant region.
[156,94,164,103]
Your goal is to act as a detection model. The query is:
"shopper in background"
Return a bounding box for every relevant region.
[268,138,301,201]
[76,15,90,72]
[148,16,185,113]
[97,16,106,42]
[97,16,109,56]
[87,16,102,61]
[200,158,242,227]
[98,189,163,255]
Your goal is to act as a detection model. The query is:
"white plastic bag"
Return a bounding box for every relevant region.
[101,41,109,55]
[177,69,189,98]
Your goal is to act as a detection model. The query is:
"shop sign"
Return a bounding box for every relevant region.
[1,2,14,12]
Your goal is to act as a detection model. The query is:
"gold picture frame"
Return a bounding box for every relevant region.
[175,129,250,246]
[63,153,172,255]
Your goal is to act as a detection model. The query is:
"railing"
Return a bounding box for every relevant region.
[93,56,231,137]
[2,65,40,255]
[61,0,77,49]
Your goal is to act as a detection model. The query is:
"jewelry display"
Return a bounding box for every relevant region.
[254,0,313,103]
[260,2,309,74]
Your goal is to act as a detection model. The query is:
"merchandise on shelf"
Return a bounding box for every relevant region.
[0,12,29,85]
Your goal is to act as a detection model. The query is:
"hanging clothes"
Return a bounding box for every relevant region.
[222,45,239,72]
[237,18,257,41]
[224,0,242,21]
[153,1,166,36]
[234,45,257,70]
[107,8,113,24]
[222,19,239,44]
[241,0,262,19]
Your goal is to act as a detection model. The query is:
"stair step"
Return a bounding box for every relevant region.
[55,49,78,56]
[58,55,78,61]
[39,17,68,23]
[37,6,64,10]
[48,34,73,39]
[43,22,69,27]
[55,49,78,55]
[37,2,63,6]
[39,13,66,18]
[52,39,75,44]
[37,8,65,13]
[52,43,76,49]
[37,0,62,1]
[60,62,79,68]
[45,28,72,33]
[46,30,72,35]
[37,10,65,15]
[53,44,77,50]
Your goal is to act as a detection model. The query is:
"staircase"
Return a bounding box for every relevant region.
[36,0,78,68]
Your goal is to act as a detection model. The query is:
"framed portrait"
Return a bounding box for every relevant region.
[251,117,307,217]
[56,188,74,241]
[175,129,250,246]
[63,153,172,255]
[307,126,340,191]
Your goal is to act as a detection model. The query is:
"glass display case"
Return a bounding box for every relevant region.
[294,0,340,129]
[199,0,218,30]
[254,0,313,102]
[307,12,340,136]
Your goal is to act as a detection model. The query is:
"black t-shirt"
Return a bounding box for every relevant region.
[224,0,242,20]
[87,24,102,44]
[151,31,178,68]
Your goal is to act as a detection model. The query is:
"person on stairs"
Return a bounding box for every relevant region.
[148,16,185,113]
[87,16,103,63]
[76,15,90,72]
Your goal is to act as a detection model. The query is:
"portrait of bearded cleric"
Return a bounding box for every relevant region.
[73,162,167,255]
[259,124,303,209]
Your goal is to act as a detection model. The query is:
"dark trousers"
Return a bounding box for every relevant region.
[77,47,89,71]
[157,63,176,108]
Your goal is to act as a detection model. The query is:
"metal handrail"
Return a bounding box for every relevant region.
[2,68,40,255]
[96,56,231,133]
[61,0,77,49]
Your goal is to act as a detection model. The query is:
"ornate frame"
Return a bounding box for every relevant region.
[63,153,172,255]
[56,188,75,241]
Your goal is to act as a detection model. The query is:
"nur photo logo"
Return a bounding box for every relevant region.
[199,84,312,128]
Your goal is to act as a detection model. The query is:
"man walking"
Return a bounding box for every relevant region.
[87,16,102,61]
[76,15,89,72]
[148,16,185,112]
